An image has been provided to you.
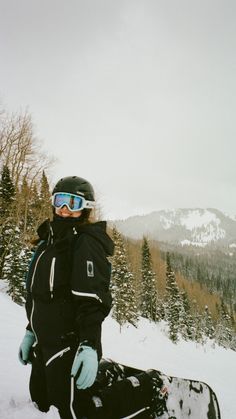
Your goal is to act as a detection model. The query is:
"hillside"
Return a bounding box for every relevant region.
[125,238,225,322]
[110,208,236,308]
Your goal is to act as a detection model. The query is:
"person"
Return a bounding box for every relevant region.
[18,175,167,419]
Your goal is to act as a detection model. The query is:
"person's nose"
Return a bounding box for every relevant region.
[60,205,71,214]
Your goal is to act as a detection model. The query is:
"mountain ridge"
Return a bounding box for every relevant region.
[110,208,236,249]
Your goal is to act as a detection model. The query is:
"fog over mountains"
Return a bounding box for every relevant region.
[111,208,236,249]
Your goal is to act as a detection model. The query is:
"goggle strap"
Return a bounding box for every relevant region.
[84,200,95,209]
[52,193,95,211]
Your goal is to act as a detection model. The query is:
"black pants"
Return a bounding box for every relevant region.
[29,346,153,419]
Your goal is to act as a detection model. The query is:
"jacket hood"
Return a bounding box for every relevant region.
[36,219,114,257]
[76,221,114,257]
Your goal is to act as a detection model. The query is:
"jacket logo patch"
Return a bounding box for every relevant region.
[87,261,94,277]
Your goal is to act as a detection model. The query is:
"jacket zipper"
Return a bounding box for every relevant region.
[30,250,46,344]
[46,346,70,366]
[49,257,56,299]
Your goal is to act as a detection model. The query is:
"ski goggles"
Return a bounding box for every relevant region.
[52,192,95,212]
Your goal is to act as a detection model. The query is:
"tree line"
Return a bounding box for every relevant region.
[110,227,236,351]
[0,109,53,303]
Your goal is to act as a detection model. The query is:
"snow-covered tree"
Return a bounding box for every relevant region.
[179,290,195,341]
[2,225,32,305]
[0,165,16,276]
[191,300,204,344]
[215,300,234,349]
[140,236,159,321]
[202,305,216,341]
[164,253,184,343]
[0,164,15,219]
[111,226,138,327]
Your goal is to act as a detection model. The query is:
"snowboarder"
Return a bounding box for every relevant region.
[18,175,166,419]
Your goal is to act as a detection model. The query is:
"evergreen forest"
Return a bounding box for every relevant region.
[160,245,236,310]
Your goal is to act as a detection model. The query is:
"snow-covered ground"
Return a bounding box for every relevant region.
[0,290,235,419]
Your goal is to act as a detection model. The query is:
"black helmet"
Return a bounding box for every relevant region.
[52,176,95,202]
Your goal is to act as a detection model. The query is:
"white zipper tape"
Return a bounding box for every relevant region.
[121,406,150,419]
[49,257,56,298]
[71,290,102,303]
[46,346,71,367]
[70,376,77,419]
[30,250,45,292]
[30,250,46,344]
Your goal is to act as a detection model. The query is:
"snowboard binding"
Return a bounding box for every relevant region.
[96,358,126,388]
[146,370,169,417]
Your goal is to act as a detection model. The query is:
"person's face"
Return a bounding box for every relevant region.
[55,205,82,218]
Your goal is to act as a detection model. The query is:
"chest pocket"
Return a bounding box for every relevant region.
[49,257,56,298]
[30,248,71,300]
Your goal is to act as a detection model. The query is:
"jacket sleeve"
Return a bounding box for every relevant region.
[25,293,33,332]
[70,234,112,353]
[24,246,38,332]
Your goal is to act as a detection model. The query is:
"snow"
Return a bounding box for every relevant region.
[181,210,226,244]
[160,213,175,230]
[181,210,218,231]
[160,209,221,233]
[191,224,225,244]
[180,239,207,247]
[225,213,236,222]
[0,291,235,419]
[160,209,226,244]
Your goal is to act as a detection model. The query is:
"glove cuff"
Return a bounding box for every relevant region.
[79,340,97,351]
[25,330,36,343]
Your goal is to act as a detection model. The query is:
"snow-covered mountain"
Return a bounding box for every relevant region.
[111,208,236,248]
[0,289,235,419]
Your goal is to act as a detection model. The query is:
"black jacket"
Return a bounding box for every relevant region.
[25,218,114,357]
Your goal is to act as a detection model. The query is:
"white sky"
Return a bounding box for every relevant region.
[0,0,235,220]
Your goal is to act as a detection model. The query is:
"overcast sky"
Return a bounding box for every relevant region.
[0,0,235,220]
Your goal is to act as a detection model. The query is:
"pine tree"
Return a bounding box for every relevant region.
[180,290,195,340]
[202,305,216,341]
[2,226,32,305]
[216,300,234,349]
[18,175,42,240]
[140,236,159,321]
[0,165,16,276]
[111,227,138,327]
[164,252,183,343]
[38,171,51,222]
[18,175,31,237]
[191,300,204,344]
[0,165,15,219]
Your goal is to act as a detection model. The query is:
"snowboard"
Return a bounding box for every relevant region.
[97,359,221,419]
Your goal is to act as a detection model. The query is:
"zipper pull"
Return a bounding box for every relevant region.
[49,257,56,299]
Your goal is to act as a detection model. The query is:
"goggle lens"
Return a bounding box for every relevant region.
[53,193,84,211]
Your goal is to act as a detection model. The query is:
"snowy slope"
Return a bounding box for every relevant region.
[0,291,235,419]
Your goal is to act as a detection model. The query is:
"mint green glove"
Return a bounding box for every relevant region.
[71,344,98,390]
[18,330,36,365]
